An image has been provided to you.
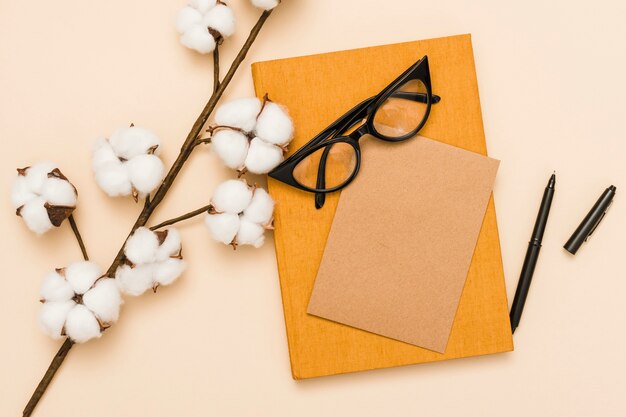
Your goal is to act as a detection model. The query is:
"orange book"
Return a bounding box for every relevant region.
[251,34,513,379]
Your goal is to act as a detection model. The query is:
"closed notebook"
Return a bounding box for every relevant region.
[251,34,513,379]
[307,136,500,353]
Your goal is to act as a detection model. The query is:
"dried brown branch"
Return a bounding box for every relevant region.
[68,214,89,261]
[213,47,220,94]
[22,9,273,417]
[149,204,213,230]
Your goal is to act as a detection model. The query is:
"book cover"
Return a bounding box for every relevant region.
[251,34,513,379]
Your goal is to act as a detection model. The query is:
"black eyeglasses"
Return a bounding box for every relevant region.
[268,55,440,209]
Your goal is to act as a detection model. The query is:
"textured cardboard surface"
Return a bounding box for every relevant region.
[251,34,513,379]
[308,137,500,353]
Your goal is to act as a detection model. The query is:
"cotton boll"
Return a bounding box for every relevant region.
[155,228,182,261]
[65,261,102,295]
[244,138,284,174]
[250,0,280,10]
[94,161,132,197]
[211,179,253,214]
[236,217,266,248]
[115,264,155,296]
[203,4,235,38]
[40,271,74,302]
[244,188,274,225]
[125,227,159,265]
[92,138,120,172]
[214,98,262,133]
[154,258,186,286]
[204,212,240,244]
[190,0,216,14]
[255,102,294,146]
[64,304,101,343]
[176,6,203,34]
[109,127,161,160]
[19,196,53,234]
[39,300,75,339]
[82,278,122,323]
[11,175,36,208]
[23,161,57,194]
[181,25,216,54]
[211,129,249,169]
[41,177,77,207]
[126,154,164,195]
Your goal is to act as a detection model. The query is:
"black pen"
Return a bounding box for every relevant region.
[510,173,555,334]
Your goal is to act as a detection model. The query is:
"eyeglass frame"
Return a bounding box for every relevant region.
[268,55,440,208]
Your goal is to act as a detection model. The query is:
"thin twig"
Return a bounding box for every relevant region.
[68,214,89,261]
[213,47,220,94]
[22,10,273,417]
[22,339,74,417]
[149,204,213,230]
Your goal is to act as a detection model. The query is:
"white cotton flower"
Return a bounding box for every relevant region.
[92,138,120,171]
[92,127,165,199]
[126,154,165,196]
[115,227,185,296]
[40,270,74,302]
[211,130,249,169]
[202,4,235,38]
[38,261,123,343]
[255,102,294,146]
[11,176,37,208]
[154,259,187,286]
[22,161,57,194]
[214,98,262,133]
[82,278,123,323]
[115,264,155,296]
[205,180,274,249]
[156,228,182,261]
[109,127,161,160]
[244,188,274,225]
[41,177,78,207]
[39,300,76,339]
[64,304,102,343]
[177,0,235,54]
[204,212,240,244]
[211,179,253,214]
[250,0,280,10]
[236,217,266,248]
[11,162,77,234]
[19,197,54,235]
[245,137,284,174]
[94,160,132,197]
[180,25,216,54]
[65,261,102,295]
[176,6,203,33]
[208,97,294,174]
[124,227,160,265]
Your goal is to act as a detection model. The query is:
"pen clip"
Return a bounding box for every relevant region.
[585,200,613,241]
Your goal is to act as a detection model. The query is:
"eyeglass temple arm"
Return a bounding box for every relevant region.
[392,91,441,104]
[313,92,441,209]
[314,146,333,209]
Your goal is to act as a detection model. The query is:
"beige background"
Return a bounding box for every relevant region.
[1,0,625,416]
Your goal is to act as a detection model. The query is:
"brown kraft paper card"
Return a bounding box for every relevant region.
[307,136,500,353]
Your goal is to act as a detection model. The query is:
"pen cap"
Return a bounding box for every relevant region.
[564,185,616,255]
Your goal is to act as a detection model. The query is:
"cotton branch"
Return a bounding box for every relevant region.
[22,9,273,417]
